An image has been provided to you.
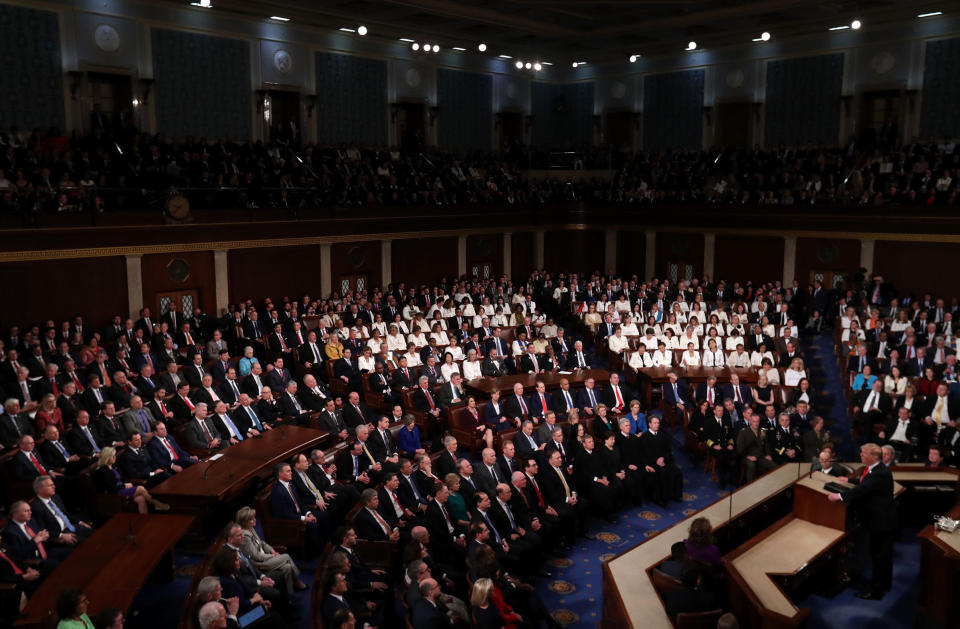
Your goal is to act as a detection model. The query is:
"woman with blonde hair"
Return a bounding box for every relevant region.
[93,447,169,513]
[236,506,307,591]
[34,393,64,433]
[471,577,520,629]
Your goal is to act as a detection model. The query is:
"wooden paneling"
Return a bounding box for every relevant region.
[795,238,860,288]
[0,257,127,331]
[873,240,960,299]
[715,235,783,284]
[511,232,534,278]
[616,230,647,276]
[142,252,216,315]
[655,232,705,279]
[331,241,382,291]
[392,237,457,287]
[466,234,502,278]
[228,246,321,305]
[544,229,604,274]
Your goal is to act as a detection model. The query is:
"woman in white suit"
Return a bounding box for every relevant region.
[237,506,306,591]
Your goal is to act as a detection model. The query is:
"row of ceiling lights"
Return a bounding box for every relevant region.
[186,3,947,69]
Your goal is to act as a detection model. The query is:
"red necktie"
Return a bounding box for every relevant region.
[541,395,548,414]
[29,452,46,475]
[50,378,59,396]
[159,401,168,415]
[71,372,83,392]
[162,437,178,460]
[860,466,869,482]
[734,387,741,403]
[530,477,545,507]
[614,386,623,408]
[184,396,194,411]
[518,396,527,417]
[426,390,435,410]
[0,549,22,575]
[23,524,47,559]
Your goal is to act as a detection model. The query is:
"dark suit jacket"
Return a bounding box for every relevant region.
[0,413,34,450]
[1,521,46,562]
[65,425,102,458]
[30,495,88,539]
[412,598,447,629]
[354,507,392,541]
[662,379,692,407]
[94,415,125,445]
[538,465,577,509]
[342,403,369,429]
[527,391,553,419]
[840,463,897,531]
[391,367,417,390]
[146,434,191,469]
[695,383,724,404]
[117,447,156,480]
[8,450,51,480]
[435,450,459,478]
[502,394,531,420]
[269,482,306,521]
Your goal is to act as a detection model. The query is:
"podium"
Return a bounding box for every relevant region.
[723,472,852,629]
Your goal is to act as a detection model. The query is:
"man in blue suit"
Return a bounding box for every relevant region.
[575,377,601,416]
[269,462,327,553]
[146,421,197,473]
[663,371,692,415]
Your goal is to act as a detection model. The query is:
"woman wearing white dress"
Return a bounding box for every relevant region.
[357,347,376,373]
[750,344,774,368]
[404,345,422,367]
[491,308,509,328]
[628,347,654,369]
[367,331,385,353]
[784,357,806,386]
[440,353,461,381]
[663,314,682,336]
[392,314,409,335]
[681,343,701,368]
[408,329,428,349]
[663,328,681,349]
[702,339,725,367]
[686,317,704,337]
[620,316,639,337]
[412,313,431,334]
[387,326,407,354]
[462,350,483,380]
[460,298,476,318]
[430,323,449,347]
[653,342,673,367]
[608,328,630,356]
[680,328,700,350]
[759,358,780,385]
[615,296,631,315]
[370,314,387,337]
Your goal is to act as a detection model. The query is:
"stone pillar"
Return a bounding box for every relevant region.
[703,233,716,281]
[320,244,332,297]
[503,233,512,277]
[533,230,545,269]
[381,239,392,288]
[458,236,467,278]
[860,239,875,277]
[783,236,797,287]
[213,250,229,316]
[604,229,617,274]
[645,231,656,280]
[124,254,143,318]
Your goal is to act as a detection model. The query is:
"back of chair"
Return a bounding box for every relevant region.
[675,608,723,629]
[650,569,684,597]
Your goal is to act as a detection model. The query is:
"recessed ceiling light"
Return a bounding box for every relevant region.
[851,19,862,29]
[432,44,440,52]
[541,62,552,66]
[399,38,415,43]
[572,62,578,68]
[687,41,697,50]
[269,16,290,22]
[629,55,638,63]
[533,62,542,71]
[498,54,512,59]
[515,60,524,69]
[339,27,356,32]
[828,25,850,30]
[452,47,466,51]
[412,43,420,51]
[524,62,532,69]
[917,11,943,17]
[190,1,212,7]
[478,43,487,52]
[761,31,771,41]
[357,25,368,36]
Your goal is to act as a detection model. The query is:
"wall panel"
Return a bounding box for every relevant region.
[531,82,594,147]
[920,38,960,138]
[316,52,388,145]
[392,237,457,287]
[152,29,251,139]
[655,232,704,280]
[643,69,705,150]
[714,235,783,284]
[794,238,860,289]
[0,4,64,130]
[142,251,216,316]
[616,230,647,276]
[544,229,604,274]
[0,258,126,331]
[466,235,502,279]
[873,240,960,300]
[228,246,321,304]
[511,232,535,279]
[437,69,493,151]
[331,241,382,292]
[765,53,843,146]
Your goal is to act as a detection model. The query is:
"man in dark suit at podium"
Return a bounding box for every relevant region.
[827,443,897,600]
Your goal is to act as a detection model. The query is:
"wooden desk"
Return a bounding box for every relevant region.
[17,513,194,628]
[916,471,960,629]
[602,463,810,629]
[151,425,327,510]
[464,368,609,398]
[633,366,758,405]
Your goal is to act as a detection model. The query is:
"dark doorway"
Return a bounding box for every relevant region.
[858,90,901,149]
[716,102,752,148]
[398,103,426,151]
[268,90,301,145]
[86,72,133,132]
[604,111,634,151]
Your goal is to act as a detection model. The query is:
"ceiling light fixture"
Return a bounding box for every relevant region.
[828,25,850,30]
[541,62,552,66]
[269,16,290,22]
[478,43,487,52]
[917,11,943,17]
[629,54,638,63]
[412,43,420,50]
[524,62,532,69]
[190,0,212,7]
[432,44,440,52]
[534,62,542,71]
[761,31,771,41]
[851,19,862,29]
[515,60,524,69]
[687,41,697,50]
[357,25,368,36]
[498,54,512,59]
[339,27,356,32]
[399,38,415,42]
[452,46,466,51]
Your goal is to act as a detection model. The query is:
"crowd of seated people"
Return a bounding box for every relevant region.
[4,124,960,215]
[1,267,958,627]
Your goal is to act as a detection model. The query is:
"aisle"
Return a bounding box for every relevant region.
[801,331,856,459]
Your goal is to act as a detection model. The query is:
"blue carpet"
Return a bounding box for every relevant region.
[803,332,856,459]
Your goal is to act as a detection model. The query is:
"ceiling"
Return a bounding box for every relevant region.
[176,0,952,64]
